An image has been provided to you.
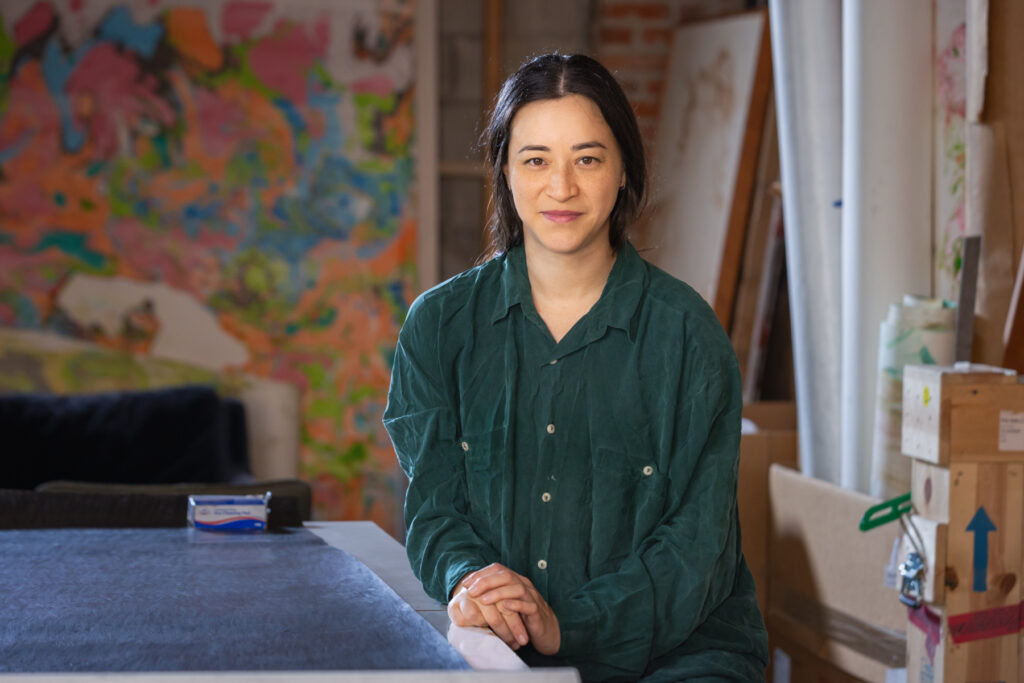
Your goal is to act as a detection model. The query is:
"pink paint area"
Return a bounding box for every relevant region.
[65,44,176,158]
[0,247,67,293]
[542,211,583,223]
[14,2,55,47]
[0,62,63,167]
[194,86,246,156]
[108,219,225,299]
[247,19,328,102]
[352,74,395,98]
[222,1,272,41]
[937,23,966,119]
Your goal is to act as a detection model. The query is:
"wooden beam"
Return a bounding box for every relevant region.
[1002,244,1024,372]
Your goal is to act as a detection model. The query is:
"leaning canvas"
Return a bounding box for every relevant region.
[647,10,770,325]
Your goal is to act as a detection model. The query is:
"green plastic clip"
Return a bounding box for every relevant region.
[859,492,912,531]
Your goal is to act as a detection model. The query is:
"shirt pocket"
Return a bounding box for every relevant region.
[589,447,668,574]
[458,426,507,520]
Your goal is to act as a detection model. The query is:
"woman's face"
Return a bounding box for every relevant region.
[504,94,626,259]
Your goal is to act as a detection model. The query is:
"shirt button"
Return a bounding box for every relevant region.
[537,559,548,570]
[461,441,470,452]
[546,423,555,434]
[541,492,551,503]
[642,465,654,476]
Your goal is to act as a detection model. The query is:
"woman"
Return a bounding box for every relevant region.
[384,53,768,681]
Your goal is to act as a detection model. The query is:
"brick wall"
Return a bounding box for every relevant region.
[594,0,748,143]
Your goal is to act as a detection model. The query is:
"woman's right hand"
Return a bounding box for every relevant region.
[448,567,530,650]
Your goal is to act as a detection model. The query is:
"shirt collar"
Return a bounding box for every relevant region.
[490,242,647,342]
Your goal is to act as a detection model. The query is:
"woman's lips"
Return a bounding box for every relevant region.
[541,211,582,223]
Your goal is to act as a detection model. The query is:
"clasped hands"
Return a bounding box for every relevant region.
[448,563,560,654]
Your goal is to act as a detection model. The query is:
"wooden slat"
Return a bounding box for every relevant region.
[901,514,948,606]
[902,365,1021,466]
[713,10,773,331]
[1003,244,1024,372]
[942,463,1022,683]
[912,459,951,525]
[729,92,779,389]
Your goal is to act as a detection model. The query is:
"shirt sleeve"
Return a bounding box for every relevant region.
[555,343,752,676]
[383,297,500,603]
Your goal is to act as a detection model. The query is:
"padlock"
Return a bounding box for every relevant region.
[898,551,924,608]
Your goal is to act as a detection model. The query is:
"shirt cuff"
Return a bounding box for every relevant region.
[554,595,601,659]
[444,559,487,601]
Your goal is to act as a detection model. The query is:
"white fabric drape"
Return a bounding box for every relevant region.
[768,0,843,483]
[840,1,934,492]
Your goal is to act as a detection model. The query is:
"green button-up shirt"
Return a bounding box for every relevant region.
[384,243,769,681]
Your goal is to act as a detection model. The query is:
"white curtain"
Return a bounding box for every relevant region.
[840,1,934,493]
[768,0,843,483]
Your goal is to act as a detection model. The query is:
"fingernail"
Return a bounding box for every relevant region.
[518,634,528,645]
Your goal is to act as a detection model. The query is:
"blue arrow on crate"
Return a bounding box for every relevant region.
[967,506,996,592]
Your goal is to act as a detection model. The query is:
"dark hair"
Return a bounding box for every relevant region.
[481,53,647,259]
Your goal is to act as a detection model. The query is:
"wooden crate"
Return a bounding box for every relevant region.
[901,365,1024,683]
[902,364,1024,466]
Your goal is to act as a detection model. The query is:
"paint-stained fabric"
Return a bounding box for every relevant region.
[384,243,769,681]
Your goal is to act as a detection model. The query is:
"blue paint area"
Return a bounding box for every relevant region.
[97,7,163,59]
[3,292,42,327]
[0,134,32,165]
[386,280,406,311]
[42,37,85,153]
[182,201,224,239]
[967,506,996,592]
[274,98,307,138]
[302,87,344,171]
[31,232,107,270]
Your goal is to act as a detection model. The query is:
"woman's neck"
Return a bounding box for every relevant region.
[523,240,617,342]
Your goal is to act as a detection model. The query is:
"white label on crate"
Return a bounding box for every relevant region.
[999,411,1024,451]
[772,647,791,683]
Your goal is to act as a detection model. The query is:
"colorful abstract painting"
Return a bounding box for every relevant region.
[0,0,419,535]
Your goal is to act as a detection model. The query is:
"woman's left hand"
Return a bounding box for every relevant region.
[466,566,561,655]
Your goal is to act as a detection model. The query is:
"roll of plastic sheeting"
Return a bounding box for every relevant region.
[768,0,843,482]
[841,1,934,493]
[869,297,956,499]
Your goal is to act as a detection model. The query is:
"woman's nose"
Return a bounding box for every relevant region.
[546,164,578,200]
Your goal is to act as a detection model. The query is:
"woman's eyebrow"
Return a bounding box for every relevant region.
[515,141,608,154]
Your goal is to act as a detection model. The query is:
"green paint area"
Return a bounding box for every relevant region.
[210,249,293,326]
[0,16,14,116]
[301,363,328,390]
[32,233,107,270]
[353,92,397,151]
[307,397,342,421]
[918,346,937,365]
[310,440,370,483]
[54,192,66,207]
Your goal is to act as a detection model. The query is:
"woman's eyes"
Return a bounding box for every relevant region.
[522,156,601,167]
